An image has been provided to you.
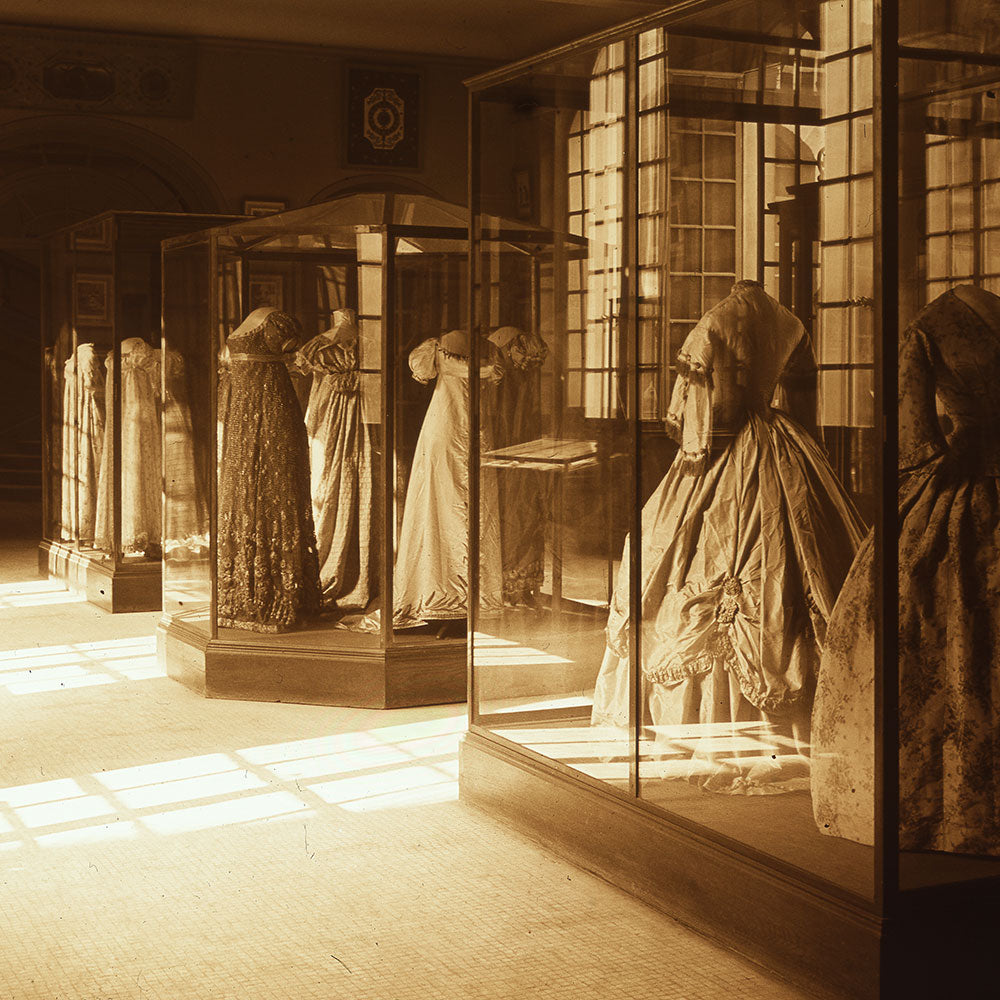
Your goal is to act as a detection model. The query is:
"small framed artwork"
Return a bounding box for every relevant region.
[72,218,113,252]
[74,274,110,324]
[242,199,287,217]
[248,274,284,311]
[513,168,533,220]
[345,65,421,170]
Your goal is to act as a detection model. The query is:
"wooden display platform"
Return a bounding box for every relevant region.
[38,540,162,613]
[158,616,467,709]
[460,730,1000,1000]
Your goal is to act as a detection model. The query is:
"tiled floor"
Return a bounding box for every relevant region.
[0,525,816,999]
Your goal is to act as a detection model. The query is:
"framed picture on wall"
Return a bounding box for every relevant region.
[345,65,421,170]
[243,199,287,217]
[513,168,534,220]
[248,274,284,311]
[72,218,113,252]
[74,274,110,324]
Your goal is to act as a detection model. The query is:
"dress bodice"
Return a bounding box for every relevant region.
[227,310,302,362]
[500,330,548,371]
[666,282,815,471]
[297,335,359,393]
[109,338,160,386]
[409,337,503,385]
[900,288,1000,475]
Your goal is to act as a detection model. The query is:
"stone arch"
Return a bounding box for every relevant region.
[0,114,225,239]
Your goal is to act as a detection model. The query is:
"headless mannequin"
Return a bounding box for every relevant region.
[488,325,522,350]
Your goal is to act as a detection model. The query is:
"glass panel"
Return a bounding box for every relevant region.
[163,239,213,633]
[895,51,1000,891]
[473,42,633,784]
[633,5,876,901]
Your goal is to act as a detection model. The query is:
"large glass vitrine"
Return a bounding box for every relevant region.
[39,211,238,612]
[159,194,540,708]
[463,3,1000,998]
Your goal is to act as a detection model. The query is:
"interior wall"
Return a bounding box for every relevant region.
[0,26,490,240]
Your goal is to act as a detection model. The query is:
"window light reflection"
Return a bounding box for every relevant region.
[0,636,164,694]
[0,579,87,609]
[0,711,465,851]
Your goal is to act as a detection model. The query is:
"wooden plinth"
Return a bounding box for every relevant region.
[459,731,1000,1000]
[158,616,467,709]
[38,540,162,613]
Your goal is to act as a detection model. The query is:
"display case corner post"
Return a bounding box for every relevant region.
[873,0,901,910]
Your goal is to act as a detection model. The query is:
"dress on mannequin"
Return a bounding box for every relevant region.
[490,326,549,606]
[60,342,106,544]
[393,331,504,626]
[812,286,1000,854]
[297,308,376,610]
[163,349,208,558]
[217,307,321,632]
[591,280,865,793]
[95,337,162,556]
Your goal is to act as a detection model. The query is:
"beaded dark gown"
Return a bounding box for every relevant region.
[217,309,322,632]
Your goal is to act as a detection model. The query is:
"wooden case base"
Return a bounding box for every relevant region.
[158,616,467,709]
[459,730,1000,1000]
[39,540,162,613]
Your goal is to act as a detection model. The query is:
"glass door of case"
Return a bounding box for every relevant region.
[469,0,881,903]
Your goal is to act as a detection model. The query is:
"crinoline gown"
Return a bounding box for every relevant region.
[217,310,322,632]
[60,343,105,543]
[298,333,376,610]
[493,330,549,605]
[95,337,162,556]
[591,281,865,793]
[393,337,503,625]
[812,287,1000,854]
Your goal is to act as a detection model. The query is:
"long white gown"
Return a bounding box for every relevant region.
[95,337,162,556]
[60,343,105,543]
[393,337,503,625]
[591,281,865,793]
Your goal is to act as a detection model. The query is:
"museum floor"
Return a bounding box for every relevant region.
[0,503,814,1000]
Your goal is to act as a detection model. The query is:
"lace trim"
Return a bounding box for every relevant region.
[440,347,469,362]
[678,448,710,476]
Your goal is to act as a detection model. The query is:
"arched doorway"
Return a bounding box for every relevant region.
[0,115,223,496]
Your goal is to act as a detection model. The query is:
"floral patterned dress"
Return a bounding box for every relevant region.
[591,281,865,793]
[813,287,1000,854]
[217,309,321,632]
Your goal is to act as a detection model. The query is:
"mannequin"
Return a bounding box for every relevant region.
[216,307,322,631]
[95,337,162,556]
[392,330,503,625]
[60,342,105,543]
[591,280,864,794]
[488,325,549,605]
[297,308,377,610]
[813,285,1000,854]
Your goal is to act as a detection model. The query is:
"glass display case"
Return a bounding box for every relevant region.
[39,211,239,612]
[158,193,543,708]
[462,3,1000,997]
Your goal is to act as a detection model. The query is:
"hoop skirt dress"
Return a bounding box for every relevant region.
[591,281,865,793]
